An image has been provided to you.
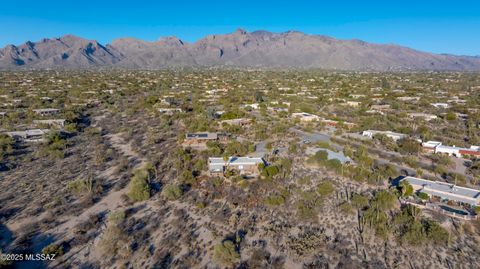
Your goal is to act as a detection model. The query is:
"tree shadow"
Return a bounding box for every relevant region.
[0,222,13,251]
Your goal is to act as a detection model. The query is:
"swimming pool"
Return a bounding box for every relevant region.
[439,205,469,216]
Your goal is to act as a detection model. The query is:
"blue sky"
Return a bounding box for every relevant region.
[1,1,479,55]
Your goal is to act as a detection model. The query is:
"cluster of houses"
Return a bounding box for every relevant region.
[2,107,66,143]
[182,131,267,177]
[360,129,480,158]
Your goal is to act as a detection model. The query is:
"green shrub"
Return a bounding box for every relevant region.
[296,200,318,221]
[399,181,414,197]
[316,181,334,196]
[67,176,99,195]
[162,184,183,201]
[316,141,335,151]
[262,165,280,179]
[339,202,354,215]
[42,243,64,256]
[418,192,429,200]
[238,179,248,189]
[127,169,151,202]
[424,219,449,244]
[213,240,239,265]
[310,150,328,163]
[265,194,286,206]
[98,210,128,258]
[298,176,312,185]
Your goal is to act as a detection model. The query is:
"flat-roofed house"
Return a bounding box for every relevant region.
[33,108,60,117]
[208,156,266,175]
[459,146,480,157]
[5,129,50,142]
[292,112,321,122]
[400,176,480,206]
[219,118,252,126]
[422,141,480,158]
[431,103,450,109]
[362,130,407,141]
[346,101,361,107]
[321,119,357,129]
[370,104,391,111]
[397,96,420,101]
[422,141,443,152]
[183,132,227,150]
[33,119,66,128]
[158,108,182,114]
[408,113,438,121]
[435,144,463,157]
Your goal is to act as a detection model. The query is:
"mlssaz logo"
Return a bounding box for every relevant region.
[25,254,56,261]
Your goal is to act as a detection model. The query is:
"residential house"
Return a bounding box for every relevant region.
[350,94,366,99]
[431,103,450,109]
[459,146,480,158]
[183,132,227,150]
[370,104,391,111]
[208,156,266,175]
[292,112,321,122]
[346,101,361,107]
[158,108,182,114]
[361,130,408,141]
[220,118,253,126]
[33,119,66,128]
[422,141,480,158]
[322,119,357,129]
[408,113,438,121]
[5,129,50,142]
[33,108,60,117]
[397,96,420,101]
[400,176,480,206]
[422,141,443,153]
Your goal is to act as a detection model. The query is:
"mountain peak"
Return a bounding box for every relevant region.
[158,36,184,46]
[58,34,89,42]
[234,28,248,35]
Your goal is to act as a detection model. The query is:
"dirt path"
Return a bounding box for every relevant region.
[51,133,147,237]
[5,132,146,235]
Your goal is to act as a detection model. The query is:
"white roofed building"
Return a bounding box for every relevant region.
[292,112,321,122]
[4,129,50,142]
[361,130,408,141]
[208,156,266,175]
[400,176,480,206]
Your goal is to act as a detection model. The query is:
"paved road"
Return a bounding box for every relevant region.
[289,127,331,143]
[253,140,267,157]
[290,128,427,178]
[306,146,353,164]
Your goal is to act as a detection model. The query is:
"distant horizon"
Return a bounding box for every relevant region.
[1,1,480,56]
[2,28,480,58]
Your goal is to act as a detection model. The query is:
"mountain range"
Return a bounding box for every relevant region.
[1,29,480,71]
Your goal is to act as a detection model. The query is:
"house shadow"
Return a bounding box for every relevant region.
[391,175,407,187]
